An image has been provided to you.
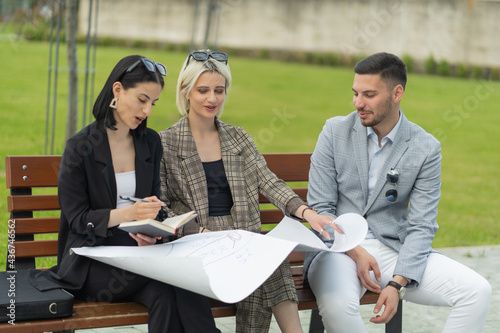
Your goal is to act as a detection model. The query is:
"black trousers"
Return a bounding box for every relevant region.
[74,260,220,333]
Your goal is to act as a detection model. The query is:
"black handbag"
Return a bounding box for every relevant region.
[0,270,74,323]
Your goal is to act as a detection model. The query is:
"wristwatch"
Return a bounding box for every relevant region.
[386,281,406,300]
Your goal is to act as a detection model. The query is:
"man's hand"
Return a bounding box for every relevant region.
[346,246,382,293]
[370,285,400,324]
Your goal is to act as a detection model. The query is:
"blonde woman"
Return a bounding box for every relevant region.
[159,51,340,333]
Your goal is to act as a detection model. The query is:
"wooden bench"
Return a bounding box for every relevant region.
[3,154,402,333]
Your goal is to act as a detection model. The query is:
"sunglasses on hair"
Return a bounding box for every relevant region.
[185,51,228,68]
[385,168,399,203]
[126,57,167,76]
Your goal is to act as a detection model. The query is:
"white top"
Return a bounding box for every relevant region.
[115,170,136,208]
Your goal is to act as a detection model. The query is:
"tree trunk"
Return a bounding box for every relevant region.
[65,0,78,140]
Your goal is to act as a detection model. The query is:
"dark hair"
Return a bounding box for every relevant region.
[354,52,407,91]
[93,55,165,135]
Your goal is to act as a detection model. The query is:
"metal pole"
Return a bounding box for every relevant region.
[65,0,79,140]
[203,0,215,49]
[82,0,93,126]
[44,0,56,155]
[212,0,221,50]
[88,0,99,124]
[190,0,201,51]
[50,0,63,155]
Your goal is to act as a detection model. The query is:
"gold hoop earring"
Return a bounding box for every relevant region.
[109,97,118,109]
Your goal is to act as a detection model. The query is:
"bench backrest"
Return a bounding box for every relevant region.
[6,156,61,270]
[5,153,312,270]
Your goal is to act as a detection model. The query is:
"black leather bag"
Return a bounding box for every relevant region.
[0,270,74,323]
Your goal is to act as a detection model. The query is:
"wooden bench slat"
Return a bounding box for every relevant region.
[260,209,285,224]
[7,195,60,212]
[5,155,61,188]
[288,251,306,265]
[0,302,149,333]
[11,217,60,234]
[13,240,58,258]
[262,153,311,182]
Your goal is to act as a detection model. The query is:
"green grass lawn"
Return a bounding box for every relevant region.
[1,39,499,270]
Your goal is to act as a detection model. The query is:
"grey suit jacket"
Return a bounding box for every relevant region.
[304,110,441,286]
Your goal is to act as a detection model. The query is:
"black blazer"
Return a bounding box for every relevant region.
[31,121,163,291]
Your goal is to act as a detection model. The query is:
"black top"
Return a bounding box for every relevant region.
[202,159,234,216]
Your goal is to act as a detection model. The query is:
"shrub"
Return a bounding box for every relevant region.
[11,5,54,41]
[131,39,147,49]
[98,36,114,47]
[324,53,341,66]
[455,63,468,78]
[437,60,451,76]
[163,43,175,51]
[490,67,500,81]
[471,65,484,79]
[258,48,270,59]
[305,52,315,64]
[424,54,436,74]
[402,54,414,73]
[314,53,325,65]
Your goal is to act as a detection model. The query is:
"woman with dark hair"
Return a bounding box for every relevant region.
[31,55,220,333]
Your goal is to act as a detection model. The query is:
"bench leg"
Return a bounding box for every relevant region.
[308,308,324,333]
[385,300,402,333]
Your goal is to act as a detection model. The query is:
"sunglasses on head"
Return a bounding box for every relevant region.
[385,168,399,203]
[126,57,167,76]
[185,51,228,68]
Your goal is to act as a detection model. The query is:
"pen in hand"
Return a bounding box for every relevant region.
[119,195,166,207]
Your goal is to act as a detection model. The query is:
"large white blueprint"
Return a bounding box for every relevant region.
[72,213,367,303]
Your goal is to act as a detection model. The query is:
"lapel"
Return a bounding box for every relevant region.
[91,123,116,205]
[90,123,154,206]
[217,119,247,229]
[132,130,154,198]
[364,112,410,213]
[176,117,211,223]
[352,118,369,206]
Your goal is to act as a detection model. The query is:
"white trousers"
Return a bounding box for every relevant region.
[307,239,491,333]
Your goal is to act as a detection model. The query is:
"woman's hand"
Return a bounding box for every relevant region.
[131,196,164,221]
[129,232,161,246]
[109,196,165,228]
[296,205,344,240]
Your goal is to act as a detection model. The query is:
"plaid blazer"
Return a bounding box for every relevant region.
[158,116,304,236]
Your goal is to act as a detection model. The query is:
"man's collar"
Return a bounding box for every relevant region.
[366,109,403,143]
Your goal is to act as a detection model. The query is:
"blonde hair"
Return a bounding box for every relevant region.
[176,52,232,118]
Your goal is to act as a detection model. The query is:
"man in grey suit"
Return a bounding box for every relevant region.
[303,52,491,332]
